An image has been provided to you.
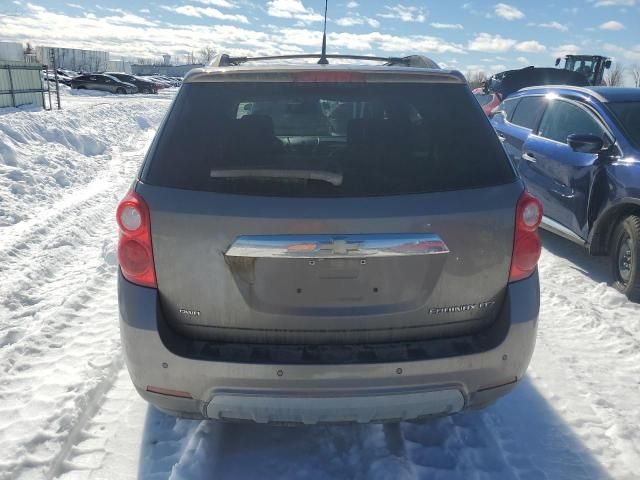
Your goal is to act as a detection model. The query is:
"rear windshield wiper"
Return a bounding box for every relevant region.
[210,169,343,186]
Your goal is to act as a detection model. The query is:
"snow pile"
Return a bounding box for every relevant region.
[0,98,165,226]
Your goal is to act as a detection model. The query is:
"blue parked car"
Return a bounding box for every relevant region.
[491,86,640,300]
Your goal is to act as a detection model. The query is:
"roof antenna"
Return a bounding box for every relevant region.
[318,0,329,64]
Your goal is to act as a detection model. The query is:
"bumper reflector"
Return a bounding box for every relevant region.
[146,386,193,398]
[477,377,518,393]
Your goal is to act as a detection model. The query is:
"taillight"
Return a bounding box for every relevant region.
[116,190,157,288]
[509,191,543,282]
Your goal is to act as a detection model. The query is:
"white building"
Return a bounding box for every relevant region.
[0,42,25,62]
[107,59,132,74]
[36,46,109,72]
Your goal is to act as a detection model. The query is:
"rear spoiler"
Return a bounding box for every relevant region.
[208,53,440,69]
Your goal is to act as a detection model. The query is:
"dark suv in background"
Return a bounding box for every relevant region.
[117,54,542,424]
[492,86,640,300]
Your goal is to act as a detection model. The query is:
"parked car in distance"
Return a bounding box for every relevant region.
[492,86,640,300]
[104,72,158,94]
[138,75,170,89]
[137,75,177,89]
[57,68,78,78]
[42,69,74,86]
[71,73,138,94]
[154,75,182,87]
[473,88,501,116]
[116,53,542,424]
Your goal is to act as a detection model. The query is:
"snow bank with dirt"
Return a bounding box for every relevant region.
[1,91,640,480]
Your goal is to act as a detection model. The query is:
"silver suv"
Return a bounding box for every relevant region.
[117,54,542,424]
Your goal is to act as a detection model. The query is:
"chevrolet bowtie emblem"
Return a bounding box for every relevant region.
[318,239,362,255]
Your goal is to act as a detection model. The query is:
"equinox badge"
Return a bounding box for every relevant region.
[428,301,495,315]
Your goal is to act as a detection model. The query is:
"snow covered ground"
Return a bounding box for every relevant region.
[1,90,639,480]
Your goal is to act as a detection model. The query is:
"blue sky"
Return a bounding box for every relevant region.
[0,0,638,73]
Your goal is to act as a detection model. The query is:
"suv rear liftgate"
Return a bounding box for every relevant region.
[137,67,520,346]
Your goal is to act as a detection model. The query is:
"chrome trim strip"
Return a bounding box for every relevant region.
[225,234,450,259]
[540,216,585,245]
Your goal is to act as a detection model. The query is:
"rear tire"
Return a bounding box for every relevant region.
[116,87,126,94]
[610,215,640,302]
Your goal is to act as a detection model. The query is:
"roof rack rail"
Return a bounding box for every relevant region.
[208,53,439,69]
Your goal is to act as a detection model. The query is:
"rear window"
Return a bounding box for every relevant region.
[143,82,515,197]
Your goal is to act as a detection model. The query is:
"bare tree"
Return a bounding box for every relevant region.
[631,64,640,88]
[604,62,625,86]
[465,71,488,90]
[198,46,215,64]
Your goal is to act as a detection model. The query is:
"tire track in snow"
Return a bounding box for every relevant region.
[0,185,121,349]
[154,401,548,480]
[44,356,124,480]
[0,170,112,258]
[0,136,146,352]
[0,208,124,480]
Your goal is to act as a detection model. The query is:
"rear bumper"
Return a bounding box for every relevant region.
[118,271,539,424]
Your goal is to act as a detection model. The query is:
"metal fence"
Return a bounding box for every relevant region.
[0,61,48,109]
